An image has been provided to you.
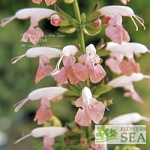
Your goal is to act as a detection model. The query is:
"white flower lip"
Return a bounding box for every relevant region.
[109,112,150,125]
[14,87,67,112]
[106,42,150,59]
[0,8,55,27]
[14,127,67,144]
[11,47,62,64]
[62,45,78,56]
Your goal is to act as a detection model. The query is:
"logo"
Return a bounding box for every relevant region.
[95,125,146,144]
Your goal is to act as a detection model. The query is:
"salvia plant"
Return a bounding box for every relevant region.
[1,0,150,150]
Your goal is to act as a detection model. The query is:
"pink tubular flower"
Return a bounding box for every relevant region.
[99,5,146,43]
[32,0,57,6]
[75,87,105,126]
[108,73,150,103]
[0,8,55,44]
[14,87,67,124]
[11,47,62,83]
[14,127,67,150]
[109,112,150,125]
[73,44,106,83]
[105,14,130,44]
[105,42,149,75]
[54,45,80,84]
[99,5,146,31]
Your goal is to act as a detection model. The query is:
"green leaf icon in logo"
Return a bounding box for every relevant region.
[96,125,109,138]
[109,128,117,137]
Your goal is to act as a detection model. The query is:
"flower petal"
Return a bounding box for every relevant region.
[35,64,53,83]
[73,63,88,81]
[45,0,57,6]
[75,97,84,108]
[75,108,91,126]
[88,99,105,124]
[105,57,122,74]
[34,106,53,125]
[54,67,68,84]
[106,25,130,44]
[119,59,140,76]
[87,63,106,83]
[21,26,44,45]
[32,0,42,4]
[124,91,143,103]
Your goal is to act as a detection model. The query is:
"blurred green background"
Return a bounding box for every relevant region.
[0,0,150,150]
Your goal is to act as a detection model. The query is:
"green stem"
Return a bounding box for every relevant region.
[73,0,81,23]
[73,0,85,53]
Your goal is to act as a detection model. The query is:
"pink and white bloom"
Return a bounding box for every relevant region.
[15,127,67,150]
[109,112,150,125]
[32,0,57,6]
[108,73,150,103]
[11,47,61,83]
[54,45,80,84]
[75,87,105,126]
[73,44,106,83]
[1,8,55,44]
[99,5,145,44]
[99,5,145,31]
[105,42,149,75]
[14,87,67,124]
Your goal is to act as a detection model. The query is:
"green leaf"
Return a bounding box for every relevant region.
[93,84,113,98]
[58,26,76,33]
[86,2,101,21]
[71,18,80,27]
[54,5,72,21]
[43,115,62,127]
[97,49,111,57]
[86,11,101,22]
[84,22,101,36]
[64,90,80,97]
[81,13,86,23]
[64,0,74,4]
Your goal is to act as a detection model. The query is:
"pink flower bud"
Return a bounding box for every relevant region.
[120,0,130,5]
[92,19,101,27]
[50,14,63,26]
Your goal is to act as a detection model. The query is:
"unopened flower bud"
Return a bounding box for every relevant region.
[64,0,74,4]
[50,14,63,26]
[92,18,101,27]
